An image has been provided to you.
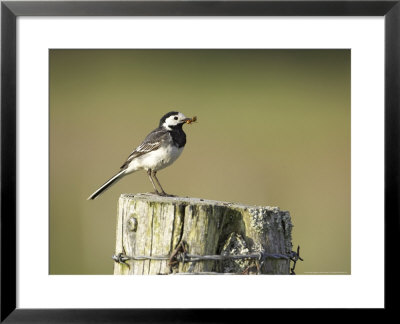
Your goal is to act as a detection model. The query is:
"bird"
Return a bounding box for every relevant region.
[87,111,196,200]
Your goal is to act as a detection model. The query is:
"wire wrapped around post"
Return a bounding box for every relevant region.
[112,244,303,275]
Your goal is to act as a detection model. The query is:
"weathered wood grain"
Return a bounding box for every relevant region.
[114,193,293,275]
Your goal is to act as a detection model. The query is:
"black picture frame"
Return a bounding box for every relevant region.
[1,0,398,321]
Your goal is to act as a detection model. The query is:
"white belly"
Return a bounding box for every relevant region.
[125,145,184,173]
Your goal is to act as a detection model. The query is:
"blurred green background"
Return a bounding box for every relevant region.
[50,49,350,275]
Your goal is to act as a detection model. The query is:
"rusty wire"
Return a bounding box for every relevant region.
[112,243,303,274]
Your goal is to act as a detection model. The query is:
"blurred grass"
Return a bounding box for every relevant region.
[50,49,350,274]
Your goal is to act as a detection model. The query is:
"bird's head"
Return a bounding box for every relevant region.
[159,111,192,130]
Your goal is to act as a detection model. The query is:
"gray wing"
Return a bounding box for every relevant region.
[120,128,169,170]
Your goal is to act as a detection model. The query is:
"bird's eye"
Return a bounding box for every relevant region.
[174,117,178,120]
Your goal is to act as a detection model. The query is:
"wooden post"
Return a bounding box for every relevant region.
[114,193,293,275]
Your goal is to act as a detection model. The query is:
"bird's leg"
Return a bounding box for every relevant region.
[147,169,160,195]
[152,171,170,196]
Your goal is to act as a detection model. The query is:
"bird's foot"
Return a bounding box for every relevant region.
[148,191,161,195]
[159,192,176,197]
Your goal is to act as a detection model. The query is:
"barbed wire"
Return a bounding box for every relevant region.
[112,242,303,275]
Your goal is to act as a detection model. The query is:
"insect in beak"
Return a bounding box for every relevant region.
[184,116,197,124]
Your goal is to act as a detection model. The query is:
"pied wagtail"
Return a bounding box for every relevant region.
[88,111,196,200]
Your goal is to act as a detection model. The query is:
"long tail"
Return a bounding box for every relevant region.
[87,170,126,200]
